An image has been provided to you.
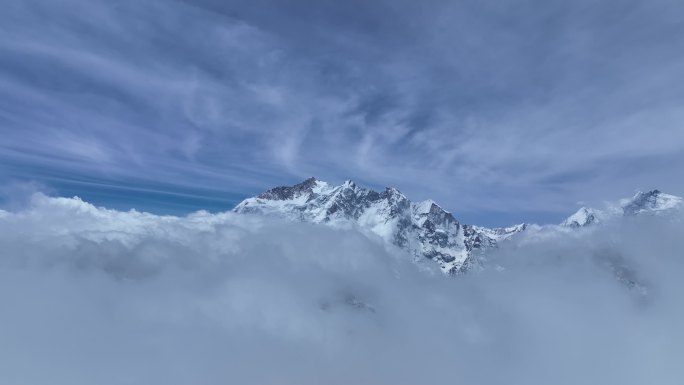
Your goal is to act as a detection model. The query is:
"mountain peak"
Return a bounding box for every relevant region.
[237,180,684,273]
[623,189,682,216]
[561,207,600,228]
[233,179,524,274]
[257,178,310,200]
[413,199,450,217]
[342,180,357,189]
[561,189,682,227]
[385,186,402,195]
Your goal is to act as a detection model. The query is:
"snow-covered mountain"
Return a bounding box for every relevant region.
[561,207,601,228]
[561,190,683,228]
[621,189,683,216]
[234,177,525,274]
[234,179,682,274]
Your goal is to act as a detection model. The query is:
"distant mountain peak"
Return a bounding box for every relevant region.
[234,178,524,274]
[414,199,439,214]
[561,207,600,228]
[622,189,682,216]
[342,179,357,188]
[561,189,682,227]
[237,179,683,272]
[257,177,319,201]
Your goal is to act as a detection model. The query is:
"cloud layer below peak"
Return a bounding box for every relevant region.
[0,194,683,384]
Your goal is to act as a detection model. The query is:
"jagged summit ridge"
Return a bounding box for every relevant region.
[235,180,683,272]
[256,177,320,200]
[234,178,525,274]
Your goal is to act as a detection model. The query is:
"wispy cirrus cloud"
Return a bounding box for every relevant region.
[1,0,683,225]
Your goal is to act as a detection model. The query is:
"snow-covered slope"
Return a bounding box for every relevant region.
[234,179,682,273]
[621,190,682,216]
[561,190,682,228]
[234,178,525,274]
[561,207,601,228]
[473,223,528,242]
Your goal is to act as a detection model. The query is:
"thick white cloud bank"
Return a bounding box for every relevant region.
[0,194,683,385]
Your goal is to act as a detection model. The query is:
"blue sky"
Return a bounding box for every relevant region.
[1,0,684,226]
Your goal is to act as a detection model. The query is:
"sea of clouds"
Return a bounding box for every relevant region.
[0,194,682,385]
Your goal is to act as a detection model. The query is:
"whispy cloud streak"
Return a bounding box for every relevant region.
[0,195,683,384]
[1,0,684,224]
